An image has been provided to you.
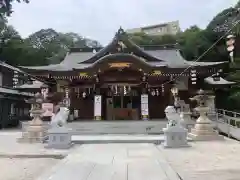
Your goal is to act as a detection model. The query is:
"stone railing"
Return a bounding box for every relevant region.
[216,109,240,127]
[213,109,240,140]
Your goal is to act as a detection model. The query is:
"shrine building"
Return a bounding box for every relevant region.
[19,28,232,121]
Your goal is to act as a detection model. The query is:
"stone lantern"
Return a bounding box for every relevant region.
[188,89,224,141]
[18,93,47,143]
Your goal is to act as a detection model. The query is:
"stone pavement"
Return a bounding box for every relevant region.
[0,131,74,180]
[2,130,240,180]
[0,131,74,157]
[157,138,240,180]
[37,143,181,180]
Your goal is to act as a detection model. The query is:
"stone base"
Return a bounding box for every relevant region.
[163,142,190,148]
[188,127,224,141]
[45,142,74,149]
[162,126,190,148]
[18,125,47,143]
[45,126,73,149]
[17,137,44,143]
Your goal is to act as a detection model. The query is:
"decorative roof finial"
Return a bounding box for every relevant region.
[117,26,124,34]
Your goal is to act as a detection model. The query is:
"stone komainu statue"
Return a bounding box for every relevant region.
[51,107,70,127]
[165,106,180,127]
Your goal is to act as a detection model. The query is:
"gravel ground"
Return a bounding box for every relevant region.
[0,158,59,180]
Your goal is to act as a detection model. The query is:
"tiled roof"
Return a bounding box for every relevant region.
[0,87,34,96]
[16,81,43,89]
[204,77,236,85]
[19,28,227,71]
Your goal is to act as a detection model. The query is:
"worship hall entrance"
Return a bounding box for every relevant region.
[102,85,141,120]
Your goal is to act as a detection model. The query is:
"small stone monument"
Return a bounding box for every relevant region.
[163,106,189,148]
[188,89,224,141]
[45,107,73,149]
[18,93,46,143]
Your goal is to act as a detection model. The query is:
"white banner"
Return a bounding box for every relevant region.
[141,94,149,116]
[94,95,102,117]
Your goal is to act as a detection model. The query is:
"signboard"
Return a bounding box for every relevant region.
[79,72,88,76]
[141,94,149,118]
[42,103,53,117]
[109,63,131,68]
[152,70,162,75]
[94,95,102,118]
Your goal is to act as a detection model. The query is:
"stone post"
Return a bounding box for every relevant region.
[188,89,224,141]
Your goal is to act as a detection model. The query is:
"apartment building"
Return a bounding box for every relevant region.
[126,21,180,36]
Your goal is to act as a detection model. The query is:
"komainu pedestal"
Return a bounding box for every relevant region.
[45,107,73,149]
[45,126,73,149]
[163,106,189,148]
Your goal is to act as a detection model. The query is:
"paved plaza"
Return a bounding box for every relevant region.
[37,143,180,180]
[1,131,240,180]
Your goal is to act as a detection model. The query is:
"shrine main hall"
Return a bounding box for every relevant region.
[20,28,230,120]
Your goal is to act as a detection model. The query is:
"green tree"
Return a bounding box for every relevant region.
[25,29,102,64]
[0,0,29,17]
[128,32,177,46]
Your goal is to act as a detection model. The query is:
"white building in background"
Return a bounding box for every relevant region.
[126,21,180,36]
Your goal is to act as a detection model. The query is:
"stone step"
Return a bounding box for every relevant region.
[71,135,193,144]
[71,135,164,144]
[67,121,167,135]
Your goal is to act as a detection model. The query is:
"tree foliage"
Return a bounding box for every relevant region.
[0,0,29,17]
[0,25,102,66]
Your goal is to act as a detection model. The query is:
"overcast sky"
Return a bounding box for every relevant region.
[8,0,238,45]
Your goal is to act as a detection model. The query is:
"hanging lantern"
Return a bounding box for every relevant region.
[156,89,159,96]
[171,86,179,97]
[161,84,164,95]
[40,84,49,100]
[115,85,118,95]
[65,87,69,98]
[190,69,197,85]
[151,90,155,96]
[82,92,86,98]
[13,70,19,88]
[226,34,235,63]
[123,86,127,95]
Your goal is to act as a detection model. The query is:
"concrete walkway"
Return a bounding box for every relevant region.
[37,143,180,180]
